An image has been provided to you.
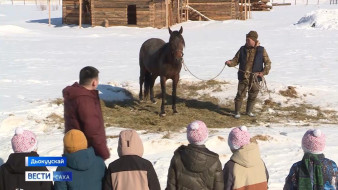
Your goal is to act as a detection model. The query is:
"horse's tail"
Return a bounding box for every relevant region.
[139,45,147,87]
[144,71,152,98]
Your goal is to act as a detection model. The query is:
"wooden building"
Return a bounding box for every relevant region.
[62,0,239,28]
[182,0,238,21]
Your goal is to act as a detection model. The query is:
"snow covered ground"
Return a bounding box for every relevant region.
[0,1,338,189]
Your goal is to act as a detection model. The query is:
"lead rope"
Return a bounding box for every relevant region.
[182,60,271,99]
[233,66,271,99]
[182,59,226,81]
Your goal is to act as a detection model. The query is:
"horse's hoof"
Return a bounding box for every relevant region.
[160,113,166,117]
[173,111,178,114]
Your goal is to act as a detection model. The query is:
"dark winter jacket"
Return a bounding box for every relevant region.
[63,82,110,160]
[166,144,224,190]
[223,142,269,190]
[103,130,161,190]
[0,152,54,190]
[283,154,338,190]
[54,147,106,190]
[228,45,271,81]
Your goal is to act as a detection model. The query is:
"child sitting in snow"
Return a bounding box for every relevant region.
[166,120,224,190]
[0,128,54,190]
[283,129,338,190]
[223,126,269,190]
[103,129,161,190]
[54,129,106,190]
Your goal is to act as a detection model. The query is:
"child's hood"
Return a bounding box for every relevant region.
[230,142,262,168]
[117,130,144,157]
[178,144,220,173]
[64,147,96,171]
[5,152,45,173]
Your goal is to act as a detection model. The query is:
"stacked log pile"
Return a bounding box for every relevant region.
[250,0,272,11]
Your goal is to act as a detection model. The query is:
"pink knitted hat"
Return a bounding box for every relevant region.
[187,120,209,145]
[11,128,38,153]
[228,126,251,150]
[302,129,326,154]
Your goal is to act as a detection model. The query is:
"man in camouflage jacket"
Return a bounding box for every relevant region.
[226,31,271,118]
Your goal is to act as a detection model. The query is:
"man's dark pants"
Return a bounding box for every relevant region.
[234,79,259,114]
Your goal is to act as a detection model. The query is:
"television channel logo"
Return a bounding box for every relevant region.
[25,171,72,182]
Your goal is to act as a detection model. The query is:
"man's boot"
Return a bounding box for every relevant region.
[234,101,242,119]
[246,101,256,117]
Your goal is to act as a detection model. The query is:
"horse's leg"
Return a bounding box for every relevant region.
[139,67,145,101]
[172,75,179,114]
[160,76,167,116]
[144,71,151,101]
[150,75,157,104]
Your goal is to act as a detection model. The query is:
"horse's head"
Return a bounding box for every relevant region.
[168,26,185,63]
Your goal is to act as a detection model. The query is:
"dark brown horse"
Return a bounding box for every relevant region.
[139,27,185,116]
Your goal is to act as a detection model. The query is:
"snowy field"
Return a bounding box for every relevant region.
[1,1,338,189]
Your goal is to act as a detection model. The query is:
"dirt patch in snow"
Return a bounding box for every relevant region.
[279,86,298,98]
[44,113,64,129]
[47,81,338,133]
[251,135,273,142]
